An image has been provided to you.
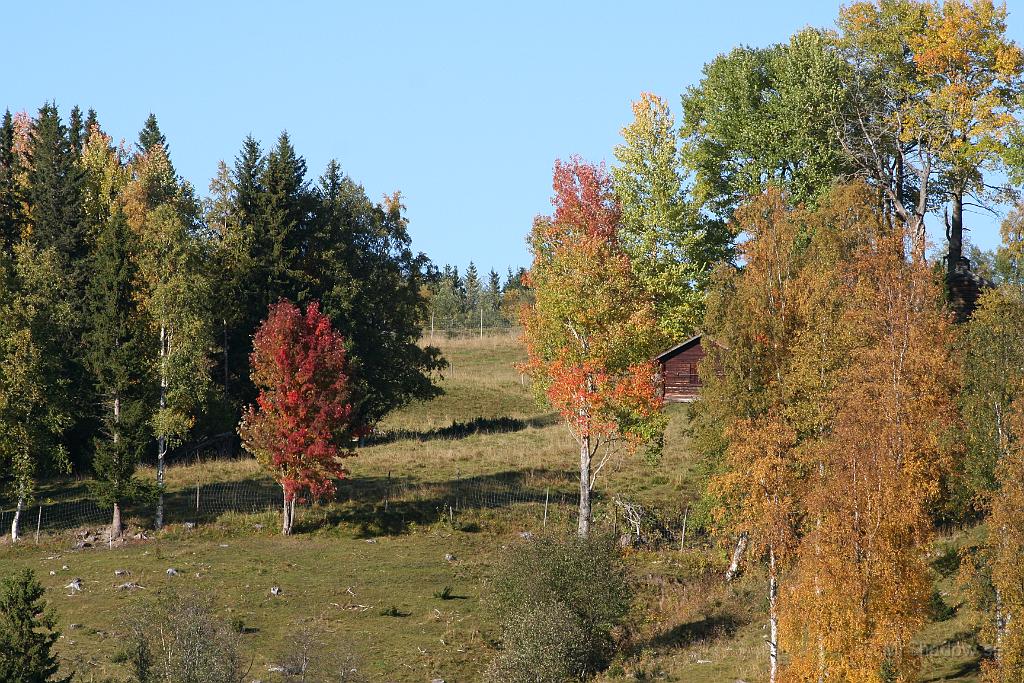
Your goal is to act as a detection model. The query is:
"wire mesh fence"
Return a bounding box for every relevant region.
[0,471,583,542]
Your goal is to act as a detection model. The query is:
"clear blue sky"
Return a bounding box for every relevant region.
[5,1,1021,273]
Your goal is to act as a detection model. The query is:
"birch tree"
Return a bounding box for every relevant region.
[0,244,75,542]
[519,157,665,537]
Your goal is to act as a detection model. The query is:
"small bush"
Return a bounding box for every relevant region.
[487,532,631,679]
[275,619,369,682]
[928,588,956,621]
[483,601,589,683]
[379,605,405,617]
[434,585,454,600]
[229,616,246,634]
[121,587,244,683]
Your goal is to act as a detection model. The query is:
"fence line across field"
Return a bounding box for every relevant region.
[0,474,583,541]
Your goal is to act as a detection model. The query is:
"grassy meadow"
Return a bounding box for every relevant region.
[0,332,989,682]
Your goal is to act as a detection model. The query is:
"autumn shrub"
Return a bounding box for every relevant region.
[121,587,245,683]
[486,532,631,679]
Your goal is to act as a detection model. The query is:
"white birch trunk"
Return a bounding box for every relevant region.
[725,531,749,582]
[110,395,122,540]
[11,496,24,543]
[281,486,293,536]
[769,547,779,683]
[578,434,591,538]
[155,323,168,529]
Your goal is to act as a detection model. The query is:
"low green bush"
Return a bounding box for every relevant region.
[485,532,631,680]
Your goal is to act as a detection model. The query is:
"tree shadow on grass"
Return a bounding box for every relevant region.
[294,468,576,538]
[645,613,741,651]
[15,465,577,538]
[366,414,558,446]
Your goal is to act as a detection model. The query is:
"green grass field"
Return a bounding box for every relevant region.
[0,332,989,682]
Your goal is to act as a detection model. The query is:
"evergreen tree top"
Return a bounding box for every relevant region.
[138,113,168,155]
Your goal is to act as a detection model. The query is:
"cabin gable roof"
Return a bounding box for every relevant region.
[654,334,703,362]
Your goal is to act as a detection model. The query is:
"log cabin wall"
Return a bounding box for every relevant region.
[657,336,705,402]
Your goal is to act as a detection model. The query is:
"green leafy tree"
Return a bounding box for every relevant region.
[0,569,68,683]
[959,285,1024,496]
[681,29,852,224]
[309,167,443,425]
[137,202,214,528]
[0,244,77,542]
[429,265,465,330]
[614,92,731,340]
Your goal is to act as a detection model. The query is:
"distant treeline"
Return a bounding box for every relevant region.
[423,263,531,331]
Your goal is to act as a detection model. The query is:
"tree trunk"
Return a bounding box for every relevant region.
[578,435,592,538]
[11,496,23,543]
[155,324,168,529]
[768,547,779,683]
[948,190,964,275]
[725,531,749,582]
[110,395,122,540]
[223,318,229,391]
[111,502,123,540]
[281,486,293,536]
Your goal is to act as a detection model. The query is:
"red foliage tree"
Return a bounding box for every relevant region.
[238,300,356,534]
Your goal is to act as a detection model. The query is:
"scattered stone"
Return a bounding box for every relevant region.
[61,565,68,571]
[518,531,534,540]
[270,586,282,596]
[431,679,446,683]
[114,569,130,577]
[64,578,82,594]
[49,570,56,576]
[253,524,264,531]
[166,568,179,576]
[444,553,456,562]
[116,582,144,591]
[365,538,378,543]
[696,659,712,664]
[184,522,195,530]
[69,624,81,630]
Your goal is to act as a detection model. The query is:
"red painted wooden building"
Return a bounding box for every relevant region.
[655,334,705,402]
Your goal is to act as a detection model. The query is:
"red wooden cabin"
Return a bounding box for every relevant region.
[655,334,705,402]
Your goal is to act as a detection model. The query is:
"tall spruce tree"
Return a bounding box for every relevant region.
[25,104,85,273]
[257,131,309,304]
[85,210,153,539]
[0,110,24,249]
[68,106,83,156]
[138,113,168,156]
[463,261,482,327]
